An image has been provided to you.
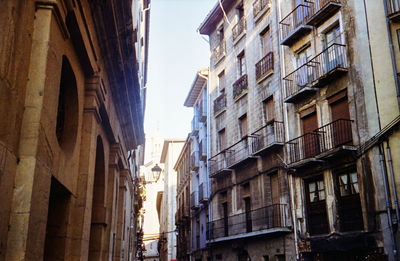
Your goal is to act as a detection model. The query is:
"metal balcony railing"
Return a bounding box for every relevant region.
[283,43,347,101]
[387,0,400,17]
[286,119,353,164]
[199,183,208,203]
[225,136,258,168]
[213,41,226,64]
[253,0,271,18]
[209,152,230,177]
[256,52,274,81]
[190,151,199,171]
[199,140,207,161]
[191,115,199,136]
[232,16,246,41]
[251,121,284,154]
[190,191,199,209]
[280,4,312,45]
[233,74,248,100]
[208,204,290,240]
[199,100,207,122]
[214,93,227,115]
[306,0,342,25]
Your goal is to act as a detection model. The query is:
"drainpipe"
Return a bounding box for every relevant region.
[379,144,398,260]
[382,0,400,111]
[387,141,400,231]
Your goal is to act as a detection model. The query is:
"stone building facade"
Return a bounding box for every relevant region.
[159,140,185,261]
[199,0,400,260]
[175,137,192,261]
[200,1,295,260]
[183,69,211,261]
[0,0,148,260]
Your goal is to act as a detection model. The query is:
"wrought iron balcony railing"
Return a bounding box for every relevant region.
[286,119,353,164]
[251,121,284,155]
[190,191,199,210]
[306,0,342,26]
[283,43,347,102]
[208,204,290,240]
[190,150,199,171]
[214,93,227,115]
[213,41,226,64]
[256,52,274,82]
[253,0,271,18]
[199,183,208,203]
[209,151,231,178]
[233,74,248,100]
[225,136,258,168]
[232,16,246,41]
[280,4,313,46]
[191,115,199,136]
[199,139,207,161]
[387,0,400,21]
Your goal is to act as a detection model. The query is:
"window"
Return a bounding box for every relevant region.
[237,3,244,19]
[218,71,225,92]
[296,45,312,68]
[218,26,224,43]
[238,52,246,76]
[308,179,326,202]
[263,97,274,123]
[261,27,272,56]
[325,25,341,47]
[217,129,226,152]
[239,114,248,138]
[338,172,359,197]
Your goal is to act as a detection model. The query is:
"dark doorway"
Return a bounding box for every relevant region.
[223,202,228,236]
[244,197,252,233]
[305,176,329,235]
[44,177,71,261]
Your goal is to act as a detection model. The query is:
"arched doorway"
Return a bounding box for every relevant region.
[238,249,251,261]
[88,136,106,260]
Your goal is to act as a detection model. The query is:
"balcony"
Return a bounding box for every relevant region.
[190,191,199,210]
[387,0,400,21]
[253,0,271,21]
[191,115,199,136]
[232,16,246,42]
[213,41,226,65]
[256,52,274,83]
[199,183,209,203]
[286,119,354,167]
[190,150,199,171]
[306,0,342,26]
[208,204,291,242]
[199,100,207,123]
[251,121,285,156]
[214,93,227,115]
[209,152,232,178]
[284,43,348,103]
[199,140,207,161]
[233,74,248,100]
[225,136,258,168]
[280,4,313,46]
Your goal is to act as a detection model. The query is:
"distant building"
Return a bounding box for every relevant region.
[183,69,211,261]
[141,134,165,261]
[159,140,185,261]
[174,137,192,261]
[0,0,148,260]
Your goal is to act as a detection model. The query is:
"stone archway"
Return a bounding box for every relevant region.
[88,136,106,260]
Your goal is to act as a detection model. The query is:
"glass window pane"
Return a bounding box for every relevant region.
[309,182,316,192]
[318,181,325,191]
[319,190,326,200]
[339,175,348,185]
[350,172,358,183]
[352,183,359,194]
[310,192,317,202]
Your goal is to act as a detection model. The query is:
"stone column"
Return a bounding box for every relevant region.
[5,3,54,260]
[67,76,101,261]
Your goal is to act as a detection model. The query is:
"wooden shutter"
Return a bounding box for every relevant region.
[329,92,350,121]
[301,111,318,133]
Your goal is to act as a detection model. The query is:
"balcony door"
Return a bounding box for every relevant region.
[271,173,282,227]
[324,25,344,72]
[336,170,363,232]
[244,197,252,232]
[305,176,329,235]
[329,91,352,147]
[301,110,320,158]
[223,202,228,237]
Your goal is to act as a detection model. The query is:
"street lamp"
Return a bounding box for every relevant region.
[150,164,162,182]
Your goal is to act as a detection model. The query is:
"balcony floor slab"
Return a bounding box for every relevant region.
[207,227,291,244]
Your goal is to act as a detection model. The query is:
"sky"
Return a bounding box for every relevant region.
[144,0,216,159]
